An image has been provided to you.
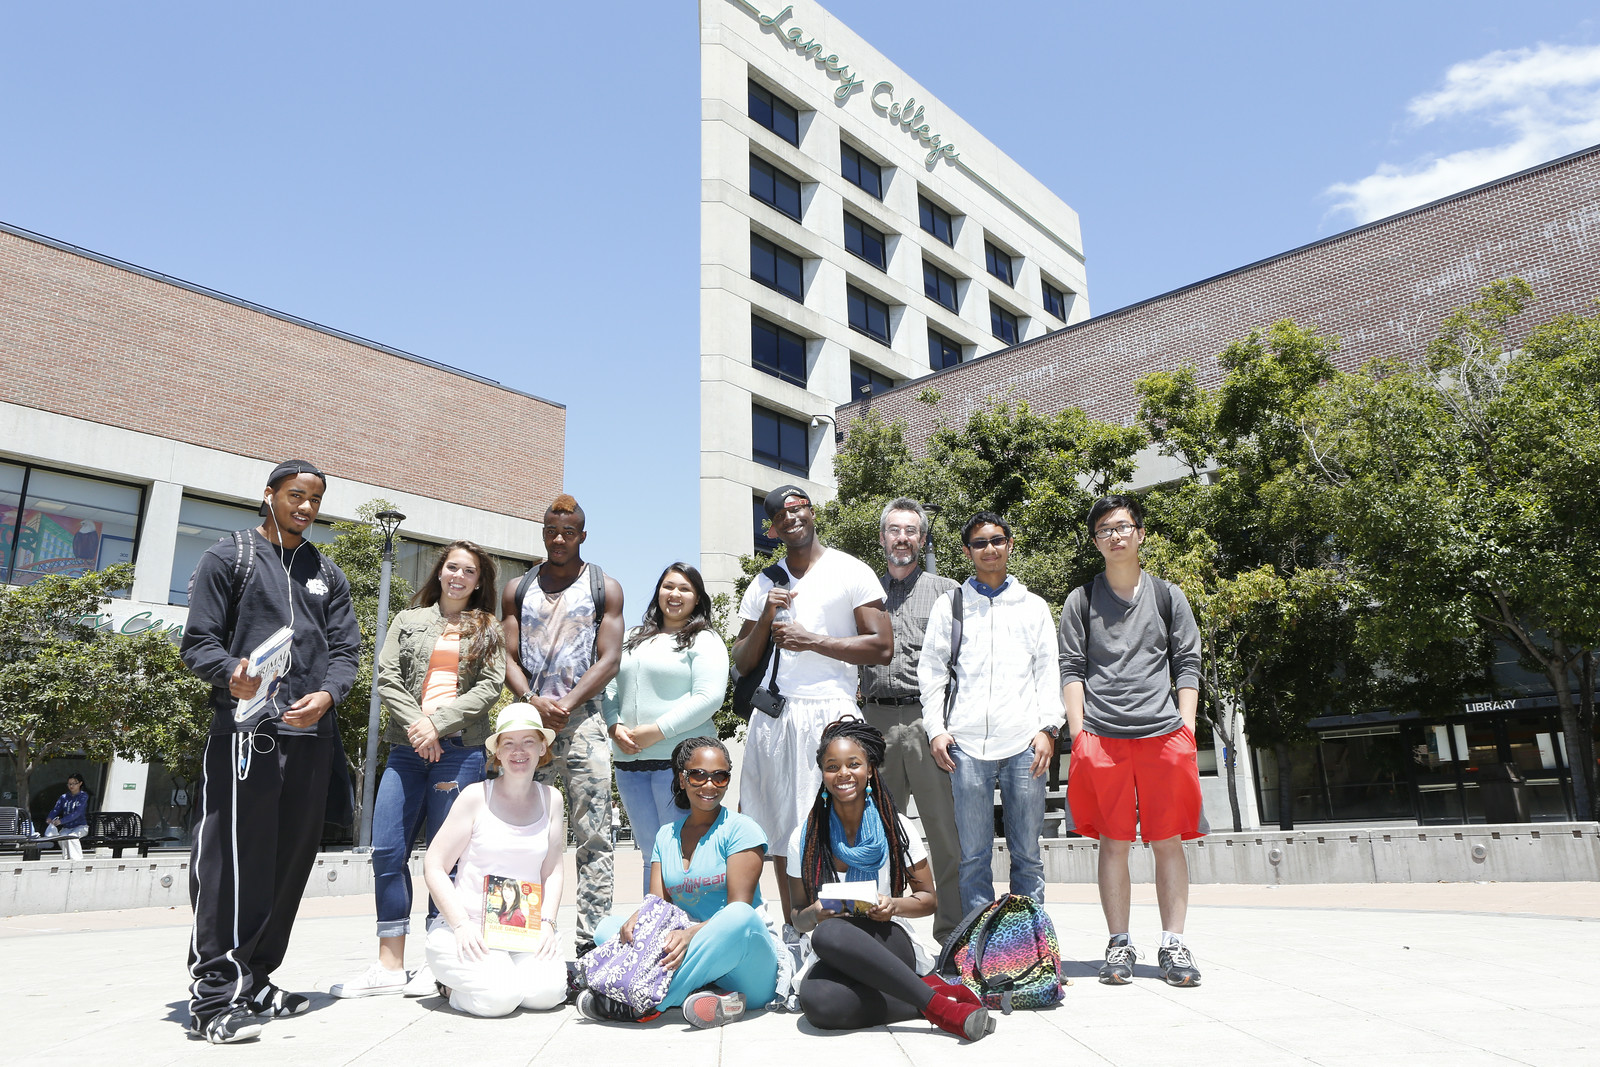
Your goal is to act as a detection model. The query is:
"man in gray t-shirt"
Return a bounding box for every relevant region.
[1059,495,1206,989]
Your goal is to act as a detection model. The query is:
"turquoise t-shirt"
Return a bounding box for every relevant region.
[652,808,767,922]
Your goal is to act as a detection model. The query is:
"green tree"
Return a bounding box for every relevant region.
[319,500,413,836]
[1304,281,1600,818]
[0,564,207,813]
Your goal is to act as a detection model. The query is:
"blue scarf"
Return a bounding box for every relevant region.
[829,801,887,883]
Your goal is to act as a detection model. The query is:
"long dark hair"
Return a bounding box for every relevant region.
[670,736,731,810]
[624,562,714,654]
[411,540,502,669]
[798,718,911,899]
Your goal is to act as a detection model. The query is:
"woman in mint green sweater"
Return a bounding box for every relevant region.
[603,562,730,891]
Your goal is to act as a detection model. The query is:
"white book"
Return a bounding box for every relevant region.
[818,879,879,917]
[234,625,295,724]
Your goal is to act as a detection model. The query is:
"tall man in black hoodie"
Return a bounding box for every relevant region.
[180,461,362,1044]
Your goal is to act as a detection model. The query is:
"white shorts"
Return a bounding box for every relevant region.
[739,694,860,858]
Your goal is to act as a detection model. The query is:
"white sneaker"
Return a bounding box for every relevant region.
[330,963,408,998]
[402,965,437,997]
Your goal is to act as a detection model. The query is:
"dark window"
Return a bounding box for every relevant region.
[751,317,807,386]
[752,406,809,476]
[985,241,1015,286]
[850,361,895,399]
[928,329,962,370]
[847,286,891,344]
[751,235,803,300]
[990,301,1020,345]
[844,213,886,271]
[750,155,802,221]
[918,195,953,245]
[840,143,883,199]
[753,497,782,554]
[748,81,799,145]
[922,261,958,312]
[1,460,144,594]
[1042,280,1068,320]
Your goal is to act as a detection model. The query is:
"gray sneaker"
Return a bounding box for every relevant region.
[1158,943,1202,987]
[1098,938,1138,985]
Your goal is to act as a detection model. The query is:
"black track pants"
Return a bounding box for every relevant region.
[798,915,934,1030]
[186,729,332,1022]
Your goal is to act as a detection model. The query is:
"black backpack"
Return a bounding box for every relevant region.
[1074,575,1176,682]
[513,561,608,656]
[731,564,791,720]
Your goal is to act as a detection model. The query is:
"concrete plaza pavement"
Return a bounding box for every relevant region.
[5,848,1599,1067]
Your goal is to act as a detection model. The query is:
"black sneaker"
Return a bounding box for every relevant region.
[190,1006,264,1044]
[1158,943,1202,987]
[577,990,659,1024]
[249,983,311,1017]
[1098,938,1138,985]
[564,961,588,1005]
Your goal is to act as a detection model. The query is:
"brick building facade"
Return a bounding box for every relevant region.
[839,144,1600,447]
[1,223,563,520]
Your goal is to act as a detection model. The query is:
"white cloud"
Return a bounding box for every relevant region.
[1327,43,1600,224]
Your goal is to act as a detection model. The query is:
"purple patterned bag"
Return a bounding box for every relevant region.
[580,894,691,1015]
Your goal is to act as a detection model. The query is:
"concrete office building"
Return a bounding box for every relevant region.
[699,0,1090,594]
[0,220,563,841]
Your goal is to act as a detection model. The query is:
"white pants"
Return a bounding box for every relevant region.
[43,825,86,860]
[740,694,859,858]
[424,924,566,1018]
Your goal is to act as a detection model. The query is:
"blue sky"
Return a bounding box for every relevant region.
[3,1,1597,614]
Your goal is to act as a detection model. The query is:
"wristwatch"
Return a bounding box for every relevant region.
[1041,725,1061,740]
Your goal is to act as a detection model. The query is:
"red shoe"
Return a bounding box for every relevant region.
[921,973,982,1006]
[920,990,994,1041]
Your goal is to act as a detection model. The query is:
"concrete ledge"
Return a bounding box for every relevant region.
[1010,822,1600,884]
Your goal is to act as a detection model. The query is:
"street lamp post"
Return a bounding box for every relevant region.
[923,503,942,576]
[357,509,405,850]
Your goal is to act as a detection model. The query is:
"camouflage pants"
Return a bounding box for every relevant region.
[533,702,613,944]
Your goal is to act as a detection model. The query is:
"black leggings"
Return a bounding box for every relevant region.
[798,915,935,1030]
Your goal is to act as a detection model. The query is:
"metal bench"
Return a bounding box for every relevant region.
[83,810,153,858]
[0,806,63,860]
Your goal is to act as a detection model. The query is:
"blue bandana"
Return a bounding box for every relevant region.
[829,801,887,883]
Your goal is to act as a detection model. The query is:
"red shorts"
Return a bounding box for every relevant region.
[1067,726,1206,843]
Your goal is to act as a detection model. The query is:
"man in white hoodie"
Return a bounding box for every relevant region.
[918,511,1065,915]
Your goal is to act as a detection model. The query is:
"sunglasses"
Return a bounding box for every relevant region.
[966,535,1011,551]
[683,768,732,786]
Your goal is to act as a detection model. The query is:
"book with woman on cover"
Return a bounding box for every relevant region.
[483,875,543,951]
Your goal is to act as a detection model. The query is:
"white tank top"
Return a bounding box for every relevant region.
[452,779,553,927]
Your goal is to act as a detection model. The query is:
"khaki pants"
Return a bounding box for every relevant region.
[862,701,963,945]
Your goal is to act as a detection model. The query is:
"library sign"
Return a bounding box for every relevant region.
[738,2,962,167]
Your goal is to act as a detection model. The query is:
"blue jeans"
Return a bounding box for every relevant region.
[614,766,678,893]
[949,742,1046,916]
[371,737,486,937]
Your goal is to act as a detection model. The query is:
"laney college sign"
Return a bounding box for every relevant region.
[735,2,961,167]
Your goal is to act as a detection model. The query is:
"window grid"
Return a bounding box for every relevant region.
[0,459,144,593]
[1043,280,1068,320]
[748,81,799,145]
[844,213,887,271]
[751,235,804,300]
[985,241,1015,286]
[847,286,891,345]
[752,405,809,477]
[751,317,808,387]
[928,329,963,371]
[990,301,1020,346]
[850,361,895,399]
[841,143,884,199]
[922,261,958,312]
[919,195,954,246]
[750,155,802,221]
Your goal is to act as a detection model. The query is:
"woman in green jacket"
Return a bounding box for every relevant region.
[333,540,507,999]
[603,562,729,892]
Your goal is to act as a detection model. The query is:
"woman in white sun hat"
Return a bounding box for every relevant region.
[418,705,570,1017]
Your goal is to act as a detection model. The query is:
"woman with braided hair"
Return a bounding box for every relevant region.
[786,718,994,1041]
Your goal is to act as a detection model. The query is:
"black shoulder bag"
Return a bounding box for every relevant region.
[732,564,791,720]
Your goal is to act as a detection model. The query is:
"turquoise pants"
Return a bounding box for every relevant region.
[594,900,779,1010]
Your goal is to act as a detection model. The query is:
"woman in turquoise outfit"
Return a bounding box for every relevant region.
[580,736,780,1029]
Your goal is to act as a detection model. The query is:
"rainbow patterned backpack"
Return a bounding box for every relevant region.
[935,894,1065,1013]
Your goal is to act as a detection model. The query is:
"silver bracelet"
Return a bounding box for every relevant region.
[542,916,559,932]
